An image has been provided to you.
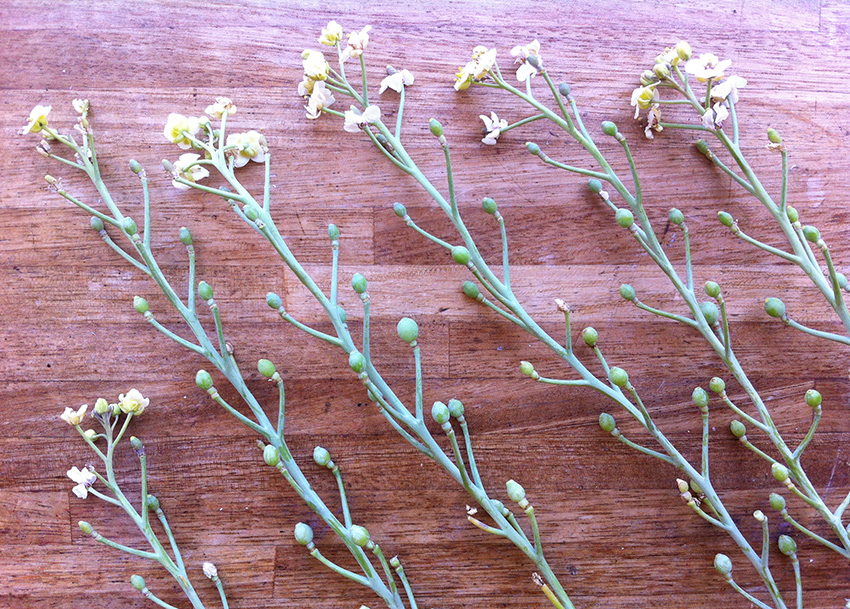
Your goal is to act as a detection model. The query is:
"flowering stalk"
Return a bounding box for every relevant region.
[61,394,215,609]
[28,103,415,609]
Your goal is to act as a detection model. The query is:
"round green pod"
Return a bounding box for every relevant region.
[397,317,419,343]
[598,412,616,432]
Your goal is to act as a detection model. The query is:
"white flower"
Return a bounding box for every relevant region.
[318,21,344,46]
[119,388,150,415]
[711,75,748,104]
[203,562,218,579]
[225,131,268,167]
[343,105,381,133]
[644,104,663,140]
[480,112,508,145]
[701,102,730,130]
[21,105,51,135]
[60,404,88,426]
[341,25,371,62]
[630,85,658,118]
[685,53,732,82]
[510,39,541,82]
[67,466,97,499]
[163,113,201,149]
[72,99,89,114]
[172,153,210,190]
[302,49,329,81]
[305,81,336,119]
[379,69,414,94]
[205,97,237,118]
[454,46,497,91]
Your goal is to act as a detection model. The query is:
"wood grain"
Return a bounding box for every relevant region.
[3,1,850,608]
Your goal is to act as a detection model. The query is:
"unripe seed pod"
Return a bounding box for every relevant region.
[195,370,213,390]
[91,216,104,231]
[709,377,725,393]
[263,445,280,467]
[619,284,636,301]
[448,398,464,418]
[764,297,786,318]
[431,401,450,424]
[778,534,797,556]
[328,223,340,240]
[348,351,366,373]
[122,216,138,235]
[772,462,790,482]
[582,327,598,347]
[730,420,747,438]
[714,553,733,575]
[608,367,629,388]
[558,83,571,97]
[198,281,213,300]
[718,211,734,227]
[350,525,371,547]
[294,522,314,545]
[131,574,146,590]
[526,54,539,68]
[129,159,143,174]
[179,226,193,245]
[601,121,618,136]
[313,446,332,466]
[704,281,721,298]
[393,202,407,217]
[519,361,535,377]
[669,208,684,225]
[79,521,94,535]
[598,412,616,432]
[767,128,782,144]
[506,479,526,503]
[266,292,282,309]
[462,281,480,299]
[837,273,848,289]
[130,436,143,451]
[700,301,719,325]
[769,492,786,511]
[692,387,709,409]
[805,389,822,408]
[526,142,540,155]
[786,206,799,223]
[146,494,160,511]
[695,139,710,155]
[615,208,634,228]
[351,273,367,294]
[802,225,820,243]
[337,306,347,322]
[134,296,149,314]
[429,118,443,137]
[244,205,260,221]
[481,197,497,214]
[451,245,471,265]
[397,317,419,343]
[588,179,603,193]
[258,359,276,378]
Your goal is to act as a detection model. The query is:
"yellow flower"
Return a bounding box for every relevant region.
[21,105,52,135]
[119,389,149,415]
[171,153,210,190]
[302,50,329,81]
[60,404,88,426]
[318,20,343,46]
[226,131,268,168]
[205,97,237,119]
[630,85,658,118]
[163,113,201,149]
[454,46,497,91]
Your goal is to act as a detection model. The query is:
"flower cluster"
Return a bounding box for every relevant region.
[455,45,497,91]
[298,49,335,118]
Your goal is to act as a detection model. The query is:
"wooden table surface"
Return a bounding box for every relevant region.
[3,1,850,608]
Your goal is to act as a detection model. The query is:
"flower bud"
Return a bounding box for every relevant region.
[676,41,692,61]
[195,369,213,390]
[764,297,786,319]
[619,284,636,301]
[526,142,540,156]
[519,361,535,377]
[429,118,443,137]
[203,562,218,580]
[692,387,709,410]
[558,82,571,97]
[778,534,797,556]
[451,245,471,265]
[313,446,332,466]
[601,121,618,136]
[717,211,734,227]
[350,525,371,547]
[615,208,634,228]
[640,70,658,86]
[122,216,137,235]
[767,128,782,144]
[653,62,670,79]
[83,429,97,441]
[431,401,450,424]
[198,281,213,300]
[769,493,786,511]
[263,444,280,467]
[129,159,143,174]
[393,202,407,217]
[348,351,366,373]
[397,317,419,343]
[131,574,146,590]
[351,273,367,294]
[805,389,822,408]
[786,206,799,223]
[582,327,598,347]
[608,367,629,388]
[179,226,193,245]
[79,521,93,535]
[462,281,480,299]
[506,479,526,503]
[695,139,710,156]
[258,359,276,378]
[526,54,539,68]
[704,281,721,298]
[587,179,603,193]
[328,223,340,240]
[447,398,464,418]
[669,208,684,225]
[753,509,765,522]
[130,436,143,452]
[481,197,497,215]
[700,301,719,325]
[133,296,149,314]
[714,553,732,575]
[598,412,616,432]
[266,292,282,309]
[730,420,746,438]
[294,522,314,545]
[676,479,690,494]
[95,398,109,415]
[772,462,790,482]
[709,377,725,393]
[90,216,104,231]
[146,494,160,511]
[802,225,820,243]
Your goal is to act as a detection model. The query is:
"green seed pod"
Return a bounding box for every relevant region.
[266,292,282,309]
[129,159,143,174]
[146,494,160,511]
[772,462,790,482]
[90,216,104,231]
[598,412,616,432]
[79,521,93,535]
[615,208,634,228]
[704,281,721,298]
[778,534,797,556]
[526,142,541,156]
[802,225,820,243]
[351,273,368,294]
[195,369,213,390]
[519,361,535,377]
[769,492,786,511]
[257,359,276,378]
[601,121,618,136]
[244,205,260,221]
[294,522,314,545]
[337,305,347,322]
[348,351,366,373]
[700,301,719,325]
[786,206,799,223]
[393,202,407,217]
[130,574,146,590]
[714,553,733,575]
[669,208,684,225]
[692,387,709,409]
[179,226,193,245]
[133,296,149,314]
[717,211,734,227]
[619,284,636,301]
[431,401,450,424]
[122,216,138,235]
[695,139,710,155]
[481,197,497,215]
[767,128,782,144]
[350,525,370,547]
[805,389,822,408]
[837,273,848,289]
[608,367,629,388]
[730,420,747,438]
[130,436,143,451]
[328,223,340,240]
[764,297,786,319]
[313,446,332,466]
[558,82,571,97]
[198,281,214,301]
[448,398,464,418]
[587,179,603,193]
[462,281,480,299]
[263,445,280,467]
[162,159,174,173]
[397,317,419,343]
[506,479,526,503]
[451,245,471,265]
[709,377,725,393]
[429,118,443,137]
[582,327,598,347]
[676,41,692,61]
